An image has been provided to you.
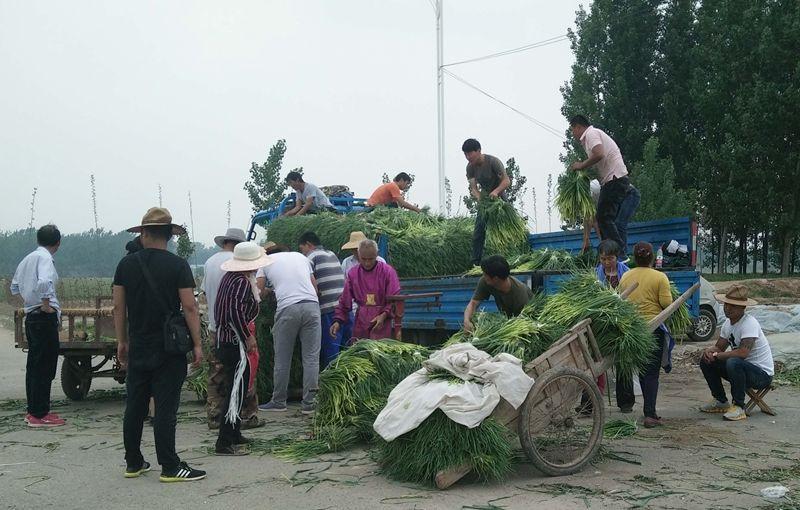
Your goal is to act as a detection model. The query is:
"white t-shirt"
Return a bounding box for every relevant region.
[256,252,318,312]
[719,314,774,376]
[201,250,234,331]
[580,126,628,185]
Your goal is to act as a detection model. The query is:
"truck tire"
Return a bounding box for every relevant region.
[61,356,92,401]
[688,306,716,342]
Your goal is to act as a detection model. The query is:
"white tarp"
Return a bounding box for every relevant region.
[373,343,534,441]
[747,305,800,334]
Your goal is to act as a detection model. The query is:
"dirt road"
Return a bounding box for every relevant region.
[1,326,798,510]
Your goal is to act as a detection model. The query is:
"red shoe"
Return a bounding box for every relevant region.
[26,413,65,428]
[43,412,63,421]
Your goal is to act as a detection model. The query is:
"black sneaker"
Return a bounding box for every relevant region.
[214,444,250,456]
[234,435,253,445]
[159,462,207,482]
[124,461,151,478]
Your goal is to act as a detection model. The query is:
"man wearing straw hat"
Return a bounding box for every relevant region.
[202,228,264,431]
[699,285,774,421]
[340,231,385,277]
[113,207,206,481]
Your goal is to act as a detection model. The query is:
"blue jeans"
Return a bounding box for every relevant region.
[700,357,772,407]
[320,310,344,368]
[615,185,640,258]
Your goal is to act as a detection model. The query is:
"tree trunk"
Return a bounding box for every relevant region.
[762,230,769,274]
[781,236,792,276]
[738,232,747,274]
[718,224,728,274]
[710,230,716,274]
[792,238,798,275]
[752,233,758,274]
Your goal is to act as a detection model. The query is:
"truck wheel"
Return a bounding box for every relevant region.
[61,356,92,401]
[688,307,716,342]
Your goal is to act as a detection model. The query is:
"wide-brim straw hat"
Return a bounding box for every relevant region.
[714,284,757,307]
[262,240,276,250]
[214,227,247,248]
[342,231,367,250]
[127,207,186,235]
[221,241,274,272]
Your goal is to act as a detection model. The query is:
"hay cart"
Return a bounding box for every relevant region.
[14,300,124,401]
[435,282,700,489]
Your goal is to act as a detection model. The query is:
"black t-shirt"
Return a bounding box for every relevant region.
[113,248,195,340]
[466,154,506,192]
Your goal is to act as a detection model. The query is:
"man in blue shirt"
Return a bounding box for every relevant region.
[11,224,65,428]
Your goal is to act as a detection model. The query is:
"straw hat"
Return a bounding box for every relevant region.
[221,241,273,272]
[127,207,186,235]
[714,284,757,307]
[342,231,367,250]
[262,240,276,250]
[214,227,247,248]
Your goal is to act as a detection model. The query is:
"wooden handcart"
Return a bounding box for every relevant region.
[436,282,700,489]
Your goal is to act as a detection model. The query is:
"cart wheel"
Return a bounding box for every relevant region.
[518,366,604,477]
[61,356,92,401]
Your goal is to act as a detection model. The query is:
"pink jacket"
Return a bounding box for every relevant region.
[334,261,401,341]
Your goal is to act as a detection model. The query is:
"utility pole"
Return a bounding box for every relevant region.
[436,0,445,214]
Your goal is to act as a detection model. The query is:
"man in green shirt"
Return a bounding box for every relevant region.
[463,138,511,266]
[463,255,533,332]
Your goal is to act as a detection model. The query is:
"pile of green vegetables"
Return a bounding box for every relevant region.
[464,248,596,276]
[478,198,530,257]
[265,208,475,277]
[555,168,595,225]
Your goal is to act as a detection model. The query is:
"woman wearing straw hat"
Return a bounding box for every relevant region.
[213,242,272,455]
[699,285,774,421]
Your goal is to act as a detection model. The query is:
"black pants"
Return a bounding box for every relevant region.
[597,176,630,257]
[123,354,187,471]
[215,343,249,449]
[616,329,666,418]
[472,208,487,266]
[700,357,772,408]
[25,310,60,418]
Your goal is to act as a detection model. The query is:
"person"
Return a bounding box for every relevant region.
[699,285,774,422]
[113,207,206,482]
[126,236,143,255]
[202,228,263,430]
[283,171,334,216]
[366,172,421,212]
[11,224,65,428]
[340,231,386,276]
[331,239,401,342]
[256,249,321,414]
[617,242,673,428]
[213,241,272,455]
[582,179,641,259]
[593,239,628,409]
[462,138,511,265]
[569,115,633,258]
[463,255,533,333]
[298,231,346,367]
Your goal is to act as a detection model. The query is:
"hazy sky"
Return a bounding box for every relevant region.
[1,1,583,245]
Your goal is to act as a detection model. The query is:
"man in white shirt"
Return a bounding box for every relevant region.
[699,285,774,421]
[569,115,633,258]
[201,228,263,430]
[11,224,66,428]
[283,171,334,217]
[255,250,321,414]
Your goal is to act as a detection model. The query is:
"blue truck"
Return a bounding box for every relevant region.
[247,198,704,345]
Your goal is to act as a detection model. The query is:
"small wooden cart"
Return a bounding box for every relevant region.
[436,282,700,489]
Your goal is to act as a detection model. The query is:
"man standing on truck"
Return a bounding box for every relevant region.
[113,207,206,482]
[366,172,421,212]
[569,115,632,258]
[11,224,65,428]
[283,172,335,216]
[463,138,511,266]
[463,255,533,333]
[202,227,264,431]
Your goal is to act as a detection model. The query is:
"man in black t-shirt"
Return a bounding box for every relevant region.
[113,207,206,482]
[463,138,511,265]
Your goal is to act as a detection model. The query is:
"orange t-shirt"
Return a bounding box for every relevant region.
[367,182,402,206]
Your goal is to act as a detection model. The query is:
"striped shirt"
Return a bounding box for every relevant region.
[307,247,345,313]
[214,272,259,346]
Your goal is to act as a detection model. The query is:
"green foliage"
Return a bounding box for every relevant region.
[631,138,692,222]
[244,139,299,213]
[375,410,514,485]
[464,248,595,276]
[666,282,692,336]
[479,198,529,257]
[555,169,595,225]
[264,209,475,277]
[176,230,195,260]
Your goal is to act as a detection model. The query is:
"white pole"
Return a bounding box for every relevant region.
[436,0,445,214]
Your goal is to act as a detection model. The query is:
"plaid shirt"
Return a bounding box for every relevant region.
[214,272,259,346]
